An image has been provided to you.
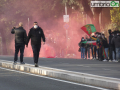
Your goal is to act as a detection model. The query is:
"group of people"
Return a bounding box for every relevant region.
[11,22,46,67]
[79,29,120,62]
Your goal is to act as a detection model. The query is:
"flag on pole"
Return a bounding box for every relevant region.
[81,41,96,46]
[81,24,96,36]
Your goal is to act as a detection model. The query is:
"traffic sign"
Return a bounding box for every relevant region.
[64,23,69,30]
[63,15,69,22]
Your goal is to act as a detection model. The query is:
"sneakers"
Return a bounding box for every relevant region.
[113,60,118,62]
[109,60,112,62]
[103,59,107,62]
[35,63,38,67]
[20,62,25,64]
[13,61,17,65]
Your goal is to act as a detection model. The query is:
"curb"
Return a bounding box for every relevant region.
[0,60,120,90]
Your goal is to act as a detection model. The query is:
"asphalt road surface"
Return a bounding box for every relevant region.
[0,67,108,90]
[0,56,120,79]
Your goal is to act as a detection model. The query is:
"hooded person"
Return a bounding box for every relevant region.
[78,37,85,59]
[102,34,109,61]
[26,22,46,67]
[108,29,114,62]
[111,31,120,62]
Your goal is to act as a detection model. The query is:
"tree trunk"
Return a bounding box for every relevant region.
[81,0,102,32]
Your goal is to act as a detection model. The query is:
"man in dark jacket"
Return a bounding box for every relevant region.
[11,22,27,64]
[111,31,120,62]
[102,34,109,61]
[27,22,45,67]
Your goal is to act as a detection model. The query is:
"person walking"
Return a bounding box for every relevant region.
[26,22,45,67]
[11,22,27,64]
[79,37,85,59]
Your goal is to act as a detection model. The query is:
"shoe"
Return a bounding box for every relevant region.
[35,63,38,67]
[13,61,17,65]
[113,60,118,62]
[109,60,112,62]
[88,58,90,59]
[20,62,25,64]
[103,59,107,62]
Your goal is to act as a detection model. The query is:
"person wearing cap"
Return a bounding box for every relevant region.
[11,22,27,64]
[26,22,45,67]
[111,31,120,62]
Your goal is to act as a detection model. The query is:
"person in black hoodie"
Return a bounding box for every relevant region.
[111,31,120,62]
[79,37,85,59]
[108,29,114,61]
[102,34,109,61]
[27,22,45,67]
[11,22,27,64]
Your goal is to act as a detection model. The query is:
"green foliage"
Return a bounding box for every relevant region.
[62,0,82,11]
[110,5,120,30]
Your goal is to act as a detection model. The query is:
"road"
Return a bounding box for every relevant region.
[0,56,119,78]
[0,67,108,90]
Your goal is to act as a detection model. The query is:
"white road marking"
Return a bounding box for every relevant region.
[0,67,109,90]
[0,59,119,80]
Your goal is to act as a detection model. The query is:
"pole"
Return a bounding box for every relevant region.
[28,18,29,30]
[65,3,67,15]
[65,2,68,56]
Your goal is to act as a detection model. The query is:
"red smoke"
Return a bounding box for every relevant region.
[1,0,94,59]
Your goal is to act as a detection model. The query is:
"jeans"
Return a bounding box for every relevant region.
[105,48,108,58]
[14,43,25,62]
[112,51,115,60]
[32,45,41,63]
[85,47,90,58]
[81,47,85,59]
[116,48,120,60]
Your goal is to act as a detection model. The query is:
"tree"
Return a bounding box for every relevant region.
[62,0,103,31]
[110,5,120,30]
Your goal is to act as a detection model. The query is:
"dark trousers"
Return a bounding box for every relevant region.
[109,46,116,60]
[109,47,113,60]
[85,47,90,58]
[32,45,41,63]
[91,46,96,59]
[98,47,103,61]
[14,43,25,62]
